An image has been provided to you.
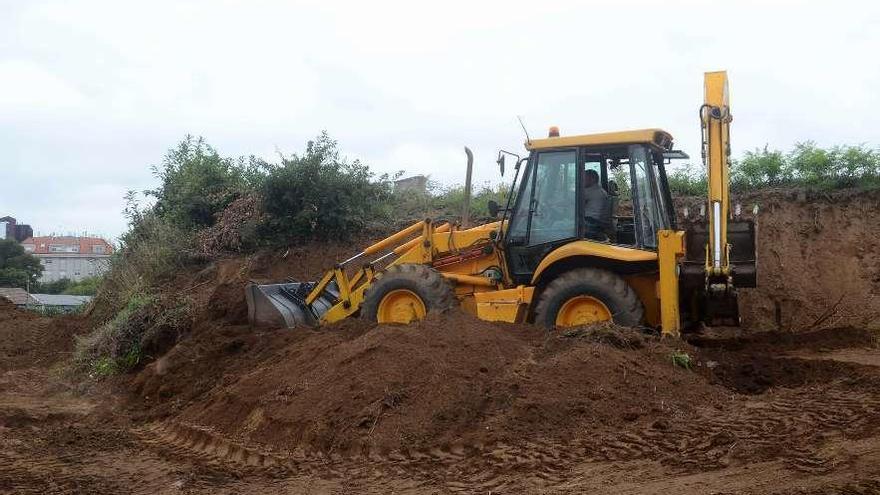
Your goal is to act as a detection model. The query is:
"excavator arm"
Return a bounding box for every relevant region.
[680,71,758,327]
[702,71,733,280]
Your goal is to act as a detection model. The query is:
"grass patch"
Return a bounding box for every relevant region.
[73,291,191,378]
[671,350,693,370]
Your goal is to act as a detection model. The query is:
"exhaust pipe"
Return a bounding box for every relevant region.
[462,146,474,228]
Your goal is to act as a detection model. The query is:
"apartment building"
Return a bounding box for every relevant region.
[20,236,114,282]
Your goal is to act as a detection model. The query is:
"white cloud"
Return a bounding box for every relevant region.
[1,0,878,238]
[0,60,86,113]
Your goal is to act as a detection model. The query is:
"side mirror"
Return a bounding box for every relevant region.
[487,200,500,218]
[496,154,505,176]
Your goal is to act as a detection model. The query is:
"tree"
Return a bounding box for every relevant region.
[0,239,43,288]
[259,131,394,242]
[148,136,248,230]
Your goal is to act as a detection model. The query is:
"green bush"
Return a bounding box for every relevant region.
[63,276,102,296]
[666,163,708,197]
[34,278,72,294]
[258,132,395,242]
[90,206,194,323]
[32,276,100,295]
[671,350,693,370]
[731,146,787,189]
[73,292,154,376]
[429,182,509,221]
[148,136,251,230]
[74,291,192,376]
[669,142,880,195]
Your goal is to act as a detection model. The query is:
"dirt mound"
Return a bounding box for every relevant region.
[120,188,880,463]
[129,311,722,457]
[7,189,880,493]
[0,298,85,372]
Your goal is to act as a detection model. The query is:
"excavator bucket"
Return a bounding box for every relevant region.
[682,219,757,288]
[680,218,758,325]
[245,281,338,328]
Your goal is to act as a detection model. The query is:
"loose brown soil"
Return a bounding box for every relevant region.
[3,190,880,493]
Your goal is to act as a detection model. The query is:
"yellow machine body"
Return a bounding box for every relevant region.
[245,72,750,337]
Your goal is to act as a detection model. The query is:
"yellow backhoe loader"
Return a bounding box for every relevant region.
[246,71,757,337]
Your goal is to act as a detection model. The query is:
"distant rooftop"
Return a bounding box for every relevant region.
[0,288,39,306]
[30,293,92,307]
[21,236,113,255]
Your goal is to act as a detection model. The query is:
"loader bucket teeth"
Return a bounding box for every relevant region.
[245,281,338,329]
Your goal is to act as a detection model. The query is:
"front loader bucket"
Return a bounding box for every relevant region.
[245,281,338,328]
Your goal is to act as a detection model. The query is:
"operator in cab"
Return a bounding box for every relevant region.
[583,169,608,240]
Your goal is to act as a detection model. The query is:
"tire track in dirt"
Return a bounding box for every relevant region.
[585,381,880,471]
[133,364,880,494]
[136,345,880,491]
[136,420,587,492]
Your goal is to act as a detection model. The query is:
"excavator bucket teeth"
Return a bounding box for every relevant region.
[245,282,318,328]
[681,218,757,288]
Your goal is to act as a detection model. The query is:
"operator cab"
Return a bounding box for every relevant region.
[503,128,684,284]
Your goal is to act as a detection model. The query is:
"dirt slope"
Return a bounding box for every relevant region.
[3,189,880,493]
[679,189,880,331]
[0,299,84,372]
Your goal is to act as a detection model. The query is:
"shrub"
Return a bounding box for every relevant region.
[429,182,509,222]
[90,204,195,323]
[73,292,154,375]
[731,146,787,189]
[63,276,102,296]
[666,162,707,197]
[259,132,395,243]
[34,278,72,294]
[148,136,250,230]
[671,142,880,195]
[74,292,192,376]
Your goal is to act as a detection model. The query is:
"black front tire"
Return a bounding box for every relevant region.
[533,267,644,328]
[361,264,456,322]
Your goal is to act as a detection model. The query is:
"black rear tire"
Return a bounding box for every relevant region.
[533,267,644,328]
[361,264,456,322]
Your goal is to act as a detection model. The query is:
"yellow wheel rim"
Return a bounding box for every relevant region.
[377,289,427,324]
[555,295,612,326]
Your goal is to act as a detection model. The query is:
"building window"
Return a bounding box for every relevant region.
[92,245,105,254]
[49,245,79,253]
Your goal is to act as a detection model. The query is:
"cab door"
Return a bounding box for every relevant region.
[504,149,579,284]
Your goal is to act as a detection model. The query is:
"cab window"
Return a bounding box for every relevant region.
[629,145,668,248]
[507,150,578,246]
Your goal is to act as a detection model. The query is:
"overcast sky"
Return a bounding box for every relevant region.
[1,0,878,240]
